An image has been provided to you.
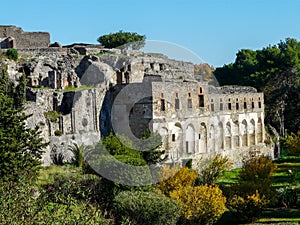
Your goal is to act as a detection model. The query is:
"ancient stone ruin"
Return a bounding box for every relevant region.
[1,26,274,166]
[0,25,50,49]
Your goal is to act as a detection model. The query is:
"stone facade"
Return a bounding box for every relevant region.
[0,26,273,166]
[0,26,50,49]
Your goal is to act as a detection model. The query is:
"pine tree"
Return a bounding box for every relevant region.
[0,90,48,181]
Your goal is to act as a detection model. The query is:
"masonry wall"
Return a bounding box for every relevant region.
[149,81,271,166]
[0,26,50,49]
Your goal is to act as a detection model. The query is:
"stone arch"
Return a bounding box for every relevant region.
[209,124,215,152]
[241,120,248,146]
[199,122,207,153]
[233,120,240,148]
[225,121,231,149]
[217,122,224,150]
[257,118,263,143]
[171,122,183,160]
[249,119,255,145]
[186,124,195,154]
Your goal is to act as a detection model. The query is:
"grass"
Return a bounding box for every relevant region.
[216,155,300,225]
[37,165,80,186]
[63,85,94,92]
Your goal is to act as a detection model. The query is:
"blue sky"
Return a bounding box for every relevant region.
[1,0,300,67]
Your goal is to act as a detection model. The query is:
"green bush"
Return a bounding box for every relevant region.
[44,110,60,123]
[42,173,99,204]
[282,132,300,156]
[197,153,233,185]
[239,156,276,183]
[5,48,18,61]
[54,129,63,136]
[0,177,38,224]
[275,186,298,208]
[113,191,181,225]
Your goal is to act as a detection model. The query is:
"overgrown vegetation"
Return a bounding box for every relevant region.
[97,30,146,50]
[5,48,18,61]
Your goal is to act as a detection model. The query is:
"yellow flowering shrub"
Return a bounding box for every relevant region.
[158,165,198,196]
[170,185,227,225]
[227,190,269,223]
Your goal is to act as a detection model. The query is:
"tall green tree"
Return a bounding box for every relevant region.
[0,90,48,181]
[97,30,146,50]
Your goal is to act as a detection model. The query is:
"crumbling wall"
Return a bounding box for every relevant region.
[0,26,50,49]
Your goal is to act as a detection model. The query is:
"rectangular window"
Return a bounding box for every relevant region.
[228,103,232,110]
[252,102,255,109]
[172,134,176,142]
[211,103,214,112]
[236,102,239,110]
[188,99,193,108]
[199,95,204,107]
[175,98,180,109]
[161,99,165,111]
[186,141,189,153]
[244,102,247,109]
[220,103,223,111]
[258,102,262,108]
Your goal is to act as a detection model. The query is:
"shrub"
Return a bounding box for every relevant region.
[158,165,198,196]
[275,186,298,208]
[42,173,99,204]
[44,110,60,123]
[170,185,226,225]
[5,48,18,61]
[0,177,39,224]
[227,191,269,223]
[239,156,276,183]
[282,132,300,156]
[197,153,232,185]
[54,129,62,136]
[113,191,181,225]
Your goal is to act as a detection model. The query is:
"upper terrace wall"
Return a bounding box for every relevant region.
[0,26,50,49]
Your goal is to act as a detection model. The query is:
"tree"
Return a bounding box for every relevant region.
[97,30,146,50]
[214,38,300,134]
[0,90,48,181]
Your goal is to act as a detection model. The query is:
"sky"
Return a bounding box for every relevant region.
[1,0,300,67]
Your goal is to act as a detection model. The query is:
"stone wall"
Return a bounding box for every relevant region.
[0,25,50,49]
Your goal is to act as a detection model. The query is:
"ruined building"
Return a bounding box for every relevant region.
[0,26,273,166]
[0,25,50,49]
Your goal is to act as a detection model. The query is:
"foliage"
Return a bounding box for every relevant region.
[0,62,27,109]
[197,153,233,185]
[97,30,146,50]
[68,143,91,168]
[44,110,60,123]
[227,190,269,223]
[0,173,111,225]
[113,191,181,225]
[237,156,277,203]
[102,132,142,159]
[54,129,63,136]
[239,156,277,183]
[0,91,48,181]
[5,48,18,60]
[158,165,198,196]
[139,130,164,165]
[42,173,99,204]
[170,185,227,225]
[214,38,300,134]
[282,132,300,156]
[275,186,298,208]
